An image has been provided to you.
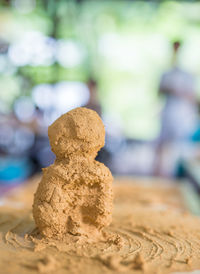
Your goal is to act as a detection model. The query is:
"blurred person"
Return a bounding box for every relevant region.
[154,41,198,177]
[85,78,112,166]
[0,111,34,185]
[85,78,102,117]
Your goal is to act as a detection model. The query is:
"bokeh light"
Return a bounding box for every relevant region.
[54,81,90,113]
[14,97,35,123]
[32,84,54,110]
[56,40,85,68]
[8,32,55,67]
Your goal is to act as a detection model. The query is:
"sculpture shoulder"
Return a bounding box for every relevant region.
[39,159,113,185]
[83,160,113,184]
[41,162,72,183]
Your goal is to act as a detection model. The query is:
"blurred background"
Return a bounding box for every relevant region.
[1,0,200,192]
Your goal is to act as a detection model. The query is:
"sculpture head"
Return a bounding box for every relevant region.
[48,107,105,159]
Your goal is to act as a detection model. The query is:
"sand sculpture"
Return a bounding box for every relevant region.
[2,107,200,273]
[33,107,113,239]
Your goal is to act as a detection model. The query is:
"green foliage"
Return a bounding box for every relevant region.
[1,0,200,138]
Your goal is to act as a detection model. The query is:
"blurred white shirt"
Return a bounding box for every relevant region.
[159,67,198,141]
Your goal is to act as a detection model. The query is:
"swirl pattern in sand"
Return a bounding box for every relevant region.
[0,181,200,274]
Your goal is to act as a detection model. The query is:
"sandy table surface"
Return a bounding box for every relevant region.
[0,176,200,274]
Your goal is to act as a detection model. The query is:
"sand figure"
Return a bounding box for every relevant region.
[33,107,113,239]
